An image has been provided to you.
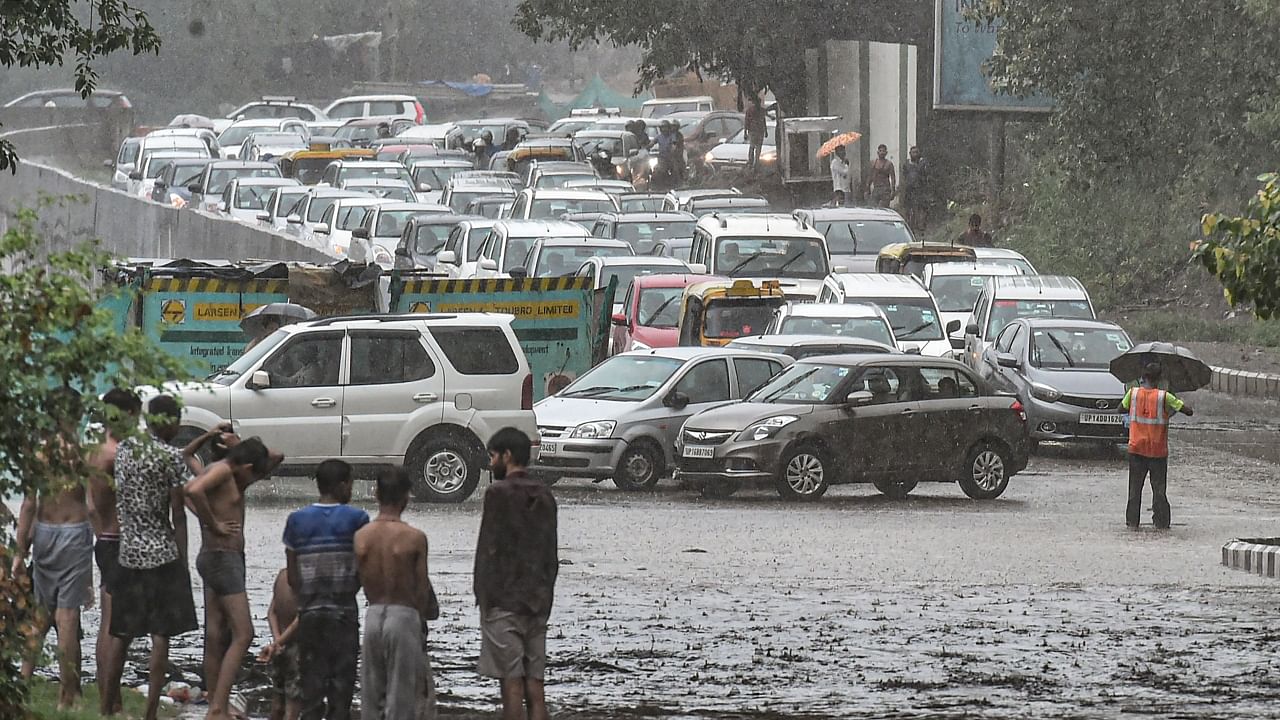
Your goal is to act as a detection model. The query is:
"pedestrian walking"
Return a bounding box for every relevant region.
[109,395,221,720]
[901,145,930,231]
[958,213,995,247]
[12,393,94,711]
[1122,363,1194,529]
[86,387,143,716]
[355,468,433,720]
[186,435,281,720]
[745,95,766,170]
[261,568,303,720]
[866,144,896,207]
[283,460,369,720]
[474,428,558,720]
[830,145,852,206]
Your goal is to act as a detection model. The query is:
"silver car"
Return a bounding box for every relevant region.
[531,347,791,490]
[979,317,1133,447]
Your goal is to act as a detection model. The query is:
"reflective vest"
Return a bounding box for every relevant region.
[1128,387,1172,458]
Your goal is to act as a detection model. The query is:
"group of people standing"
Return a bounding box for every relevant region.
[10,389,558,720]
[828,143,932,229]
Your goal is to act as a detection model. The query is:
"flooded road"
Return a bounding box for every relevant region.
[45,391,1280,718]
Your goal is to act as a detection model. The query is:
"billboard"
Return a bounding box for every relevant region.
[140,277,288,374]
[934,0,1053,113]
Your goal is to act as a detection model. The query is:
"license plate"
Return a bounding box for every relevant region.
[539,442,556,457]
[1079,413,1123,425]
[683,445,715,459]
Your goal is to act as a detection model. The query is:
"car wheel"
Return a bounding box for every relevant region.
[873,478,919,499]
[612,441,663,491]
[174,426,218,467]
[699,480,738,499]
[407,435,481,503]
[774,444,831,501]
[958,442,1012,500]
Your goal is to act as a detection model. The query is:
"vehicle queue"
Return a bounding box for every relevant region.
[116,93,1137,506]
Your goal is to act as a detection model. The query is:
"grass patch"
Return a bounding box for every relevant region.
[27,679,176,720]
[1106,310,1280,347]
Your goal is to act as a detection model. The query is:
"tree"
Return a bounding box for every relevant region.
[1195,174,1280,318]
[0,0,160,171]
[0,204,190,710]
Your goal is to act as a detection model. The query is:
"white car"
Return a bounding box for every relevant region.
[238,131,308,162]
[324,94,424,125]
[129,150,206,197]
[165,313,537,502]
[507,189,620,220]
[763,302,900,350]
[257,186,311,231]
[704,125,776,171]
[349,202,452,266]
[974,247,1039,275]
[114,135,211,191]
[408,158,475,203]
[314,197,395,258]
[432,219,501,278]
[686,213,832,301]
[818,273,953,357]
[286,188,371,244]
[338,178,419,202]
[922,262,1026,354]
[572,256,691,313]
[470,220,592,279]
[217,119,309,159]
[220,177,302,223]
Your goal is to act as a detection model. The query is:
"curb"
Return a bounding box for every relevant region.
[1208,366,1280,400]
[1222,538,1280,579]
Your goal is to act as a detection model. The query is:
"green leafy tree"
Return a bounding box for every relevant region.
[1195,174,1280,318]
[0,0,160,171]
[0,204,190,710]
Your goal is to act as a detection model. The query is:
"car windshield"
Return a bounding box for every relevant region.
[173,163,208,187]
[599,266,674,295]
[234,184,282,209]
[143,157,182,178]
[292,157,334,184]
[704,299,777,339]
[1031,327,1132,370]
[620,196,666,212]
[530,198,615,219]
[335,125,379,142]
[614,221,695,252]
[870,298,944,341]
[207,330,287,385]
[350,184,414,201]
[535,173,597,189]
[645,101,702,117]
[988,299,1094,337]
[578,136,624,156]
[778,316,895,345]
[636,286,684,328]
[336,204,374,229]
[716,237,829,279]
[208,166,280,194]
[459,124,508,142]
[240,105,314,120]
[375,210,424,237]
[930,274,994,312]
[343,165,412,183]
[413,165,468,189]
[748,362,852,404]
[307,196,353,223]
[450,190,503,212]
[818,220,911,256]
[412,224,453,256]
[252,132,305,147]
[535,245,631,275]
[217,125,271,147]
[558,355,683,401]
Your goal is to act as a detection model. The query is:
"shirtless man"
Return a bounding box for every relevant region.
[85,388,143,715]
[355,468,431,720]
[866,144,896,207]
[185,436,282,720]
[260,569,302,720]
[12,402,95,709]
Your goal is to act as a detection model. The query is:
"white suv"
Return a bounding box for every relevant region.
[166,314,536,502]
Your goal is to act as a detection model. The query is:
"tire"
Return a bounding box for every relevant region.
[406,434,482,503]
[612,441,664,491]
[773,444,832,501]
[175,426,217,466]
[958,441,1012,500]
[699,480,738,499]
[873,478,919,499]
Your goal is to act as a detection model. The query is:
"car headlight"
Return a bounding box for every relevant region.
[647,157,659,169]
[571,421,616,439]
[739,415,799,441]
[373,250,394,267]
[616,165,627,177]
[704,152,715,163]
[1030,382,1062,403]
[761,151,777,163]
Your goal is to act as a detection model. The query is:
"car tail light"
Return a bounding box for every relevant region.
[1011,399,1027,423]
[414,101,425,125]
[522,373,533,410]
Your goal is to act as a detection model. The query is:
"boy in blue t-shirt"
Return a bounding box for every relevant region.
[283,460,369,720]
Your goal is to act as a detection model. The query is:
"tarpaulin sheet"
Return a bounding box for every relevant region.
[420,80,493,98]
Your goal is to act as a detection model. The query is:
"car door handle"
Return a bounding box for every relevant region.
[900,408,915,416]
[968,405,983,412]
[413,392,438,404]
[311,398,337,408]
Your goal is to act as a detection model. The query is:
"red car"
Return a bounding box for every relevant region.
[611,273,717,355]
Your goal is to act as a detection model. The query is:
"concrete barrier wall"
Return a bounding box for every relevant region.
[0,160,331,263]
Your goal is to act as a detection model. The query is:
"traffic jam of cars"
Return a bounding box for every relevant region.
[110,93,1138,505]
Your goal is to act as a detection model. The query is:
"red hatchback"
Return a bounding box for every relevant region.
[611,273,717,355]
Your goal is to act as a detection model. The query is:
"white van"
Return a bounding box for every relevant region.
[641,96,715,118]
[818,273,952,357]
[962,275,1096,370]
[687,213,832,301]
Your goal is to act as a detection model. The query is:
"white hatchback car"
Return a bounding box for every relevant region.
[166,314,537,502]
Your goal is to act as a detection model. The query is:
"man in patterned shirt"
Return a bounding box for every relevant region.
[105,395,229,720]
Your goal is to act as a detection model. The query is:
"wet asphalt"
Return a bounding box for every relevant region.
[30,390,1280,718]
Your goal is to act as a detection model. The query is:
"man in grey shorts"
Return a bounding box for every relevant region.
[474,428,558,720]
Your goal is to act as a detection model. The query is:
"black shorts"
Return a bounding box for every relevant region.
[196,550,247,597]
[110,558,198,639]
[94,538,121,595]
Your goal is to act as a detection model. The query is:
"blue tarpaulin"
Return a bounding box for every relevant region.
[419,80,494,97]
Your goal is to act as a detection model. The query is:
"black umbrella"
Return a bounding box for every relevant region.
[239,302,317,337]
[1109,341,1212,393]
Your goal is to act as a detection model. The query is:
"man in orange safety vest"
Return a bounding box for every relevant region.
[1121,363,1193,529]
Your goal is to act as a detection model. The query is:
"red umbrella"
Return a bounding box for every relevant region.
[816,131,863,158]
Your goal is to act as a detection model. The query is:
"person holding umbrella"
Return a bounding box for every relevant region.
[1120,362,1194,530]
[241,303,318,353]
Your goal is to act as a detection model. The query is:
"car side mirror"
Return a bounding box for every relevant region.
[996,352,1020,369]
[946,319,962,334]
[351,227,369,239]
[128,171,142,181]
[188,184,203,194]
[248,370,271,389]
[104,159,115,168]
[965,322,979,336]
[256,212,270,222]
[664,390,690,410]
[314,223,331,235]
[479,258,498,271]
[688,262,707,274]
[832,265,848,273]
[845,390,873,407]
[718,137,728,145]
[627,149,639,157]
[610,312,626,326]
[394,246,410,257]
[286,214,303,225]
[437,250,458,265]
[418,183,432,193]
[509,267,529,279]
